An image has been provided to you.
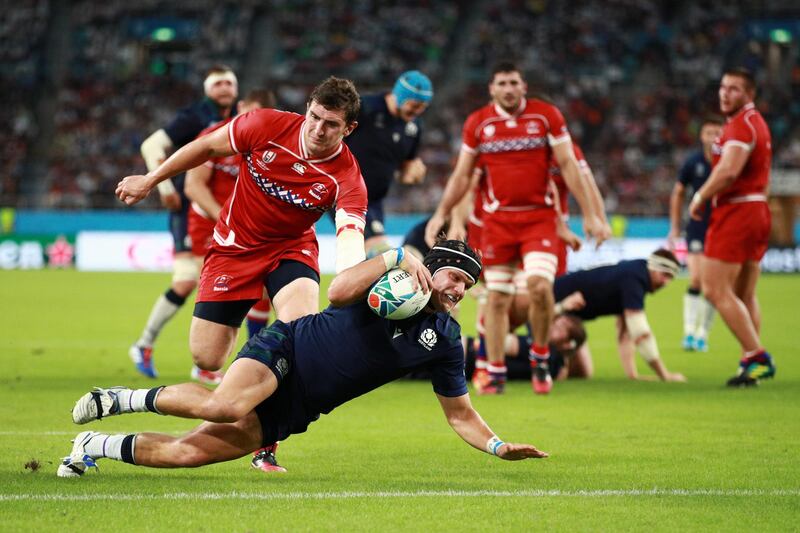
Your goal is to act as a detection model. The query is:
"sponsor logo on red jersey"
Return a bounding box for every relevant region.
[213,274,233,292]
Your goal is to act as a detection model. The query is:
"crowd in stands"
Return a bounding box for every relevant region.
[3,0,799,216]
[0,0,49,206]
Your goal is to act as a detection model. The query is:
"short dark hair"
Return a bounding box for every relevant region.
[701,114,724,127]
[723,67,756,92]
[490,61,523,83]
[205,64,234,77]
[243,88,276,109]
[308,77,361,124]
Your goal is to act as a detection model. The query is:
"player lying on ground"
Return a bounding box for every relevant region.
[57,240,547,477]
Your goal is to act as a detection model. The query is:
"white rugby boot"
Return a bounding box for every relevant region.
[72,387,126,424]
[56,431,100,478]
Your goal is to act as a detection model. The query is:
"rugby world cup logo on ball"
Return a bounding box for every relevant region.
[368,268,432,320]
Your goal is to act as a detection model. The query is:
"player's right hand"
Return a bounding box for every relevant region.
[424,213,446,248]
[399,247,432,294]
[116,175,152,206]
[446,219,467,242]
[160,192,182,211]
[584,216,610,248]
[497,442,549,460]
[666,372,688,383]
[561,291,586,312]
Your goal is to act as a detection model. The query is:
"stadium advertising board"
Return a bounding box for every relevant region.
[70,231,800,274]
[0,235,75,269]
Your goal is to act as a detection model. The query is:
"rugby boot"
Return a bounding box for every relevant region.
[57,431,100,478]
[129,344,157,378]
[726,351,776,387]
[251,443,286,473]
[531,356,553,395]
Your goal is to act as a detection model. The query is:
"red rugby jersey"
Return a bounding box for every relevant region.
[461,97,571,213]
[711,102,772,204]
[215,109,367,249]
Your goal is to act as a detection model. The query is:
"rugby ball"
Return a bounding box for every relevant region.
[368,268,431,320]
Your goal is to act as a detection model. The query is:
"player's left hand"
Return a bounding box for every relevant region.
[688,199,704,221]
[399,159,426,185]
[399,246,433,294]
[556,224,582,252]
[497,442,549,460]
[116,175,152,206]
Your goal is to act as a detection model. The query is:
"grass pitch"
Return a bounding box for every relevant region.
[1,270,798,531]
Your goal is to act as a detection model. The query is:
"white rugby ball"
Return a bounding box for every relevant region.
[368,268,431,320]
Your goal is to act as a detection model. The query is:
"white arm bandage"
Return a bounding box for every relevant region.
[334,208,366,273]
[624,312,660,362]
[140,129,176,195]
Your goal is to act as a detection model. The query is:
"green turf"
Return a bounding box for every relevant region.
[1,270,798,531]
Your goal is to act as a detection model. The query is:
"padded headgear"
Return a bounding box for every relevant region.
[392,70,433,107]
[423,240,482,284]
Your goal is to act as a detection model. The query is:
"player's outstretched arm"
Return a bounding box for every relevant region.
[668,182,686,246]
[117,126,234,206]
[436,393,548,460]
[328,246,432,307]
[425,149,478,247]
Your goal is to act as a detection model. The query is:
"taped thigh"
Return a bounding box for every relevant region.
[523,251,557,283]
[484,266,515,294]
[173,255,201,282]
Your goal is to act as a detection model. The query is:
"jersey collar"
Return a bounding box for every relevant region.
[493,97,526,119]
[728,101,755,122]
[299,120,344,163]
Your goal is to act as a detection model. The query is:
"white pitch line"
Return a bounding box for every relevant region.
[1,489,799,502]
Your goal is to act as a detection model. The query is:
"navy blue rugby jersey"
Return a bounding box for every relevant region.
[553,259,653,320]
[678,150,713,225]
[290,300,467,416]
[345,94,422,203]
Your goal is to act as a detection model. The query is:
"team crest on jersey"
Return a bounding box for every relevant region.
[418,328,438,351]
[392,132,401,143]
[483,124,496,138]
[506,120,517,128]
[213,274,233,292]
[262,150,277,164]
[292,162,306,175]
[309,182,328,200]
[526,121,540,134]
[405,121,418,137]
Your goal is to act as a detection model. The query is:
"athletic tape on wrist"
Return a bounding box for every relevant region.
[486,435,505,456]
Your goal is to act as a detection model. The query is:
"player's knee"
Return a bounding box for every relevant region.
[526,276,552,301]
[172,279,197,297]
[486,291,512,312]
[202,398,247,423]
[190,346,226,372]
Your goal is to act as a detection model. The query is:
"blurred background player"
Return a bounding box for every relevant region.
[130,65,238,378]
[425,61,609,395]
[668,116,723,352]
[345,71,432,257]
[184,88,276,384]
[553,249,687,382]
[689,68,775,387]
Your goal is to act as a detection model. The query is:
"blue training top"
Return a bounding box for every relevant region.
[344,94,422,203]
[678,150,713,226]
[291,301,467,416]
[553,259,653,320]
